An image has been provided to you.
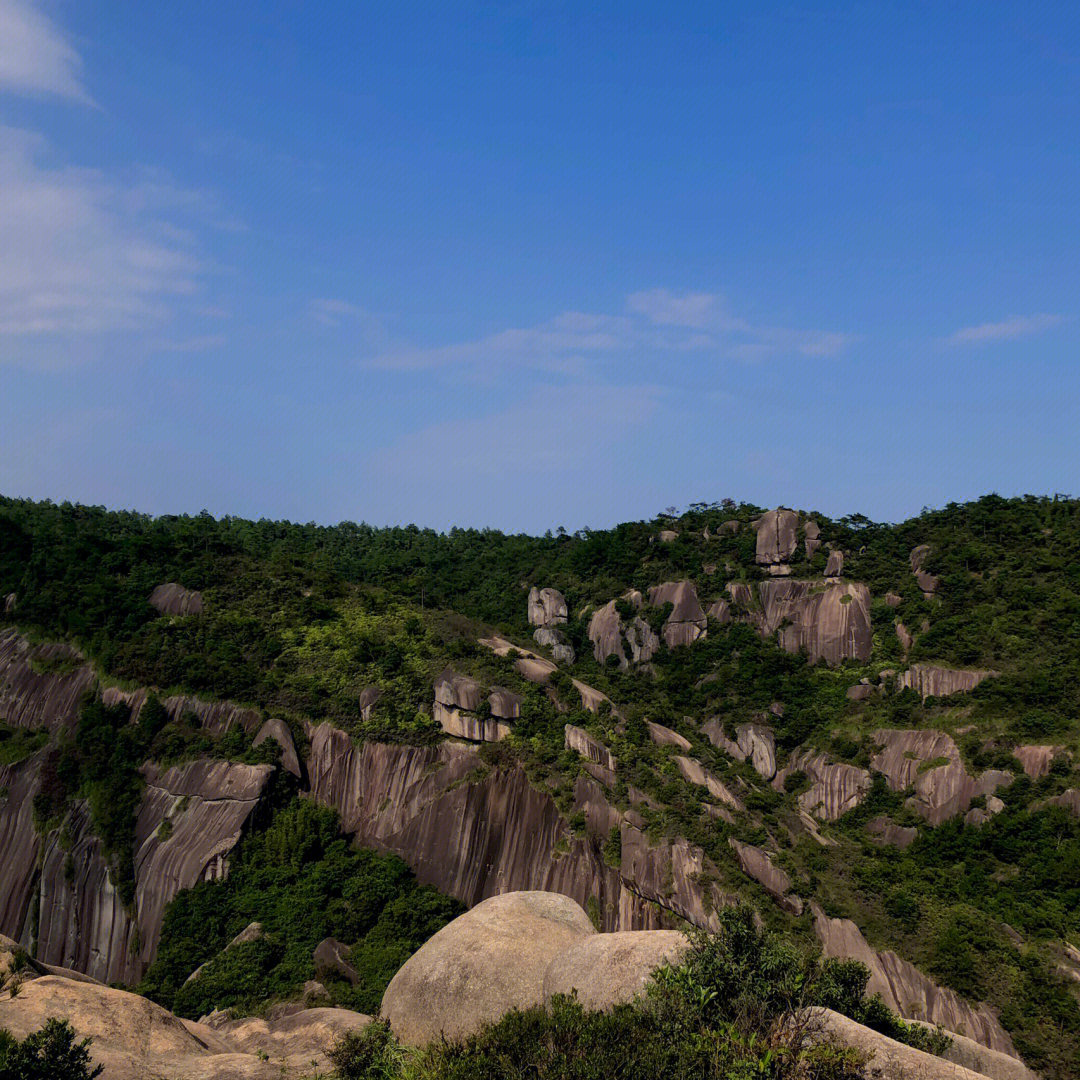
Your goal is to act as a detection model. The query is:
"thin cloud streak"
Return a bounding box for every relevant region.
[946,313,1065,346]
[0,0,97,105]
[364,290,853,372]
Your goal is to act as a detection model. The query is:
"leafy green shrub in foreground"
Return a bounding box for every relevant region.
[330,905,947,1080]
[0,1018,102,1080]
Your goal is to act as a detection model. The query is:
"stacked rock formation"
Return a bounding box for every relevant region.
[528,586,575,664]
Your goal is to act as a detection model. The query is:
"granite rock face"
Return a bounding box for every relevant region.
[432,668,509,742]
[528,587,568,627]
[1012,744,1065,778]
[773,750,871,821]
[871,729,1013,825]
[752,508,800,565]
[565,724,617,785]
[542,930,688,1010]
[866,816,918,849]
[0,629,95,734]
[149,583,204,617]
[646,720,692,751]
[28,759,272,985]
[811,904,1017,1058]
[824,549,844,577]
[648,581,707,648]
[728,840,801,914]
[804,520,822,559]
[674,755,743,810]
[701,720,776,779]
[897,664,996,699]
[381,891,596,1045]
[755,579,872,666]
[252,718,301,777]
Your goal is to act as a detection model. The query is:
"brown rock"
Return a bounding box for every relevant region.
[866,816,918,849]
[774,750,871,821]
[565,725,617,784]
[726,581,755,608]
[896,621,913,653]
[824,550,844,577]
[381,891,596,1045]
[1012,744,1064,778]
[706,598,732,623]
[752,509,800,565]
[717,519,740,535]
[885,591,903,607]
[3,593,15,614]
[587,599,627,667]
[897,664,996,699]
[846,683,875,701]
[648,580,707,648]
[252,718,301,777]
[0,629,94,734]
[541,930,688,1010]
[804,520,822,559]
[646,720,692,751]
[313,938,358,985]
[674,756,743,809]
[148,583,204,617]
[488,688,523,720]
[729,839,801,914]
[735,723,776,779]
[358,686,381,721]
[871,729,1013,825]
[1040,788,1080,817]
[753,580,872,665]
[433,668,508,742]
[657,529,679,543]
[528,587,568,627]
[811,905,1018,1058]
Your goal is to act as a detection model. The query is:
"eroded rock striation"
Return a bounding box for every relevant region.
[897,664,996,700]
[773,750,871,821]
[752,508,800,565]
[648,580,707,648]
[149,583,204,617]
[811,904,1017,1058]
[0,628,94,733]
[870,729,1013,825]
[432,667,510,742]
[728,839,801,914]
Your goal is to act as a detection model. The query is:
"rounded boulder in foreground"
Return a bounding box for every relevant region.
[542,930,689,1011]
[380,891,596,1045]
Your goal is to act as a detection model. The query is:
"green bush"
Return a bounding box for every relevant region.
[0,1018,103,1080]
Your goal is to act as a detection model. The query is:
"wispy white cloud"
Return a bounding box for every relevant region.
[365,289,852,373]
[946,313,1065,346]
[0,126,207,343]
[153,334,226,353]
[0,0,96,105]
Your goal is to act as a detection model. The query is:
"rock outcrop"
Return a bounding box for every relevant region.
[648,581,707,648]
[910,545,941,597]
[870,730,1013,825]
[28,759,272,985]
[646,720,692,751]
[755,579,872,665]
[728,840,801,914]
[149,583,204,617]
[702,719,777,779]
[252,718,301,777]
[773,751,871,821]
[381,891,596,1045]
[804,520,822,559]
[0,954,368,1079]
[824,549,844,577]
[674,755,743,810]
[587,593,664,667]
[811,905,1017,1058]
[897,664,996,699]
[0,629,94,733]
[866,816,918,848]
[541,929,688,1010]
[529,588,574,662]
[752,509,800,565]
[1012,744,1064,778]
[433,668,510,742]
[565,724,617,786]
[313,938,359,985]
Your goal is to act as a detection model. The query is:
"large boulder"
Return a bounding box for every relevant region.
[754,579,872,666]
[252,718,301,777]
[752,509,800,565]
[380,891,596,1045]
[528,587,568,627]
[541,930,688,1010]
[648,581,707,648]
[433,668,509,742]
[897,664,996,699]
[773,750,871,821]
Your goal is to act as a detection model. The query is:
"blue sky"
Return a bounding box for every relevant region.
[1,1,1077,532]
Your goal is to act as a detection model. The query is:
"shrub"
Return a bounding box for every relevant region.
[0,1018,103,1080]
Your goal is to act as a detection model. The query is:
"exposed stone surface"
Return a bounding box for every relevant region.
[754,579,872,665]
[728,840,801,914]
[896,622,913,653]
[1012,744,1064,778]
[0,629,94,733]
[811,905,1017,1057]
[752,508,800,565]
[726,581,755,608]
[717,519,740,535]
[824,550,844,577]
[381,891,596,1045]
[102,685,263,738]
[646,719,692,751]
[736,723,776,779]
[528,587,568,627]
[541,930,688,1010]
[885,591,903,607]
[897,664,996,699]
[358,686,381,721]
[847,683,875,701]
[488,688,523,720]
[812,1009,1005,1080]
[252,718,301,777]
[866,816,918,849]
[804,520,822,559]
[587,599,627,667]
[1039,788,1080,817]
[433,668,509,742]
[186,923,264,985]
[3,593,14,613]
[657,529,679,543]
[306,725,667,932]
[706,598,732,623]
[313,938,358,985]
[648,580,707,648]
[870,730,1013,825]
[0,967,352,1079]
[908,1022,1040,1080]
[674,755,743,809]
[565,725,617,785]
[27,759,272,984]
[533,626,575,664]
[0,753,42,941]
[773,751,871,821]
[149,582,204,617]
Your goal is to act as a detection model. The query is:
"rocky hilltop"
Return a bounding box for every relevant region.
[0,494,1078,1078]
